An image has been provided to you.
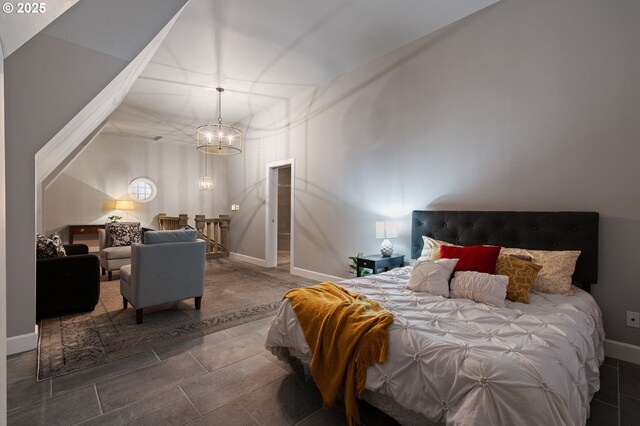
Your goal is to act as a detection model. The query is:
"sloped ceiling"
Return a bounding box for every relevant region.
[104,0,500,144]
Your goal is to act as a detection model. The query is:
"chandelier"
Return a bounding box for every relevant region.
[196,87,243,155]
[199,151,213,191]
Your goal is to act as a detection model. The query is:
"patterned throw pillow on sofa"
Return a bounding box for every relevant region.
[109,223,141,247]
[36,233,67,258]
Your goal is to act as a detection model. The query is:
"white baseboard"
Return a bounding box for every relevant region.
[290,266,344,283]
[230,252,266,267]
[229,253,344,283]
[7,325,38,355]
[604,339,640,365]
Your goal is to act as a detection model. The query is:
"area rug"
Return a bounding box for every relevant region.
[37,258,317,381]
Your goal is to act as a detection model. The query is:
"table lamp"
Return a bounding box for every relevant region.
[376,221,398,257]
[115,200,134,220]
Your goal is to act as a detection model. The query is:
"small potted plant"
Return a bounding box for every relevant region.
[348,252,371,277]
[108,215,122,223]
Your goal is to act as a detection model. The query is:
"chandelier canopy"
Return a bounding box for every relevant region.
[196,87,243,155]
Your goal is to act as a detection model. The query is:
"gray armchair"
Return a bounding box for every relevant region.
[120,229,205,323]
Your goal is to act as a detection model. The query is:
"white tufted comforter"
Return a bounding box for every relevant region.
[265,266,604,426]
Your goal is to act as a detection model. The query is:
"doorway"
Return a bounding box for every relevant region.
[277,166,291,265]
[265,159,294,269]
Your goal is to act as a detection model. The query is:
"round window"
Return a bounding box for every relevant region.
[128,178,157,203]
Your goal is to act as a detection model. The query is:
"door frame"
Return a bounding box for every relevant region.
[265,159,294,269]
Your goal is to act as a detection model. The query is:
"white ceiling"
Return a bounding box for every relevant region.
[104,0,499,144]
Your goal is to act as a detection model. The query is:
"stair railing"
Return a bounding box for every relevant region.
[194,214,230,258]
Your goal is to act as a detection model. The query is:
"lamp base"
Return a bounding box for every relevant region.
[380,239,393,257]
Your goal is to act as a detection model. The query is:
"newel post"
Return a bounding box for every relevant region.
[219,214,229,255]
[157,213,166,229]
[195,215,205,240]
[179,214,189,228]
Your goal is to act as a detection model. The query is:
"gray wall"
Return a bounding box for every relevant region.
[44,134,228,242]
[227,0,640,345]
[1,43,8,417]
[4,0,187,338]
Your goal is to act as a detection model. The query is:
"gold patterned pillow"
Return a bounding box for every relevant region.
[496,255,542,304]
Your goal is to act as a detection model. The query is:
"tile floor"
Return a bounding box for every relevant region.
[6,316,640,425]
[588,356,640,426]
[6,316,398,426]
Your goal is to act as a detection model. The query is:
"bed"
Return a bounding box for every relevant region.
[266,210,604,425]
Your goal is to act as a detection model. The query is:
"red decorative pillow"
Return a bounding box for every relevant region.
[439,245,501,274]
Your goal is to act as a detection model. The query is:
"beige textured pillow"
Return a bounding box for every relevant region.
[500,248,581,295]
[500,247,530,258]
[529,250,581,295]
[421,236,459,260]
[495,255,542,304]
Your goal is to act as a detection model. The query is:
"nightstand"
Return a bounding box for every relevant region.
[356,254,405,277]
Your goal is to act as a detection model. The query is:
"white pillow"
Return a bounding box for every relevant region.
[407,258,459,297]
[450,271,508,307]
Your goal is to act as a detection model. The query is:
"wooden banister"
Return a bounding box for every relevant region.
[158,213,190,230]
[195,214,230,258]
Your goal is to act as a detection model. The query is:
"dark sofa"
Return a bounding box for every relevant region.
[36,244,100,318]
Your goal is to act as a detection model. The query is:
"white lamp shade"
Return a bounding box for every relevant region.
[115,200,134,210]
[385,221,398,238]
[376,221,398,239]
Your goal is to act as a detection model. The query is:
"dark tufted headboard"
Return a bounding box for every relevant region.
[411,211,599,291]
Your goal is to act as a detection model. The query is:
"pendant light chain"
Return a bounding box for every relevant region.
[217,87,223,126]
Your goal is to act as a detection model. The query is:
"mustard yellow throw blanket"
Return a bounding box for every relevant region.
[284,282,394,426]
